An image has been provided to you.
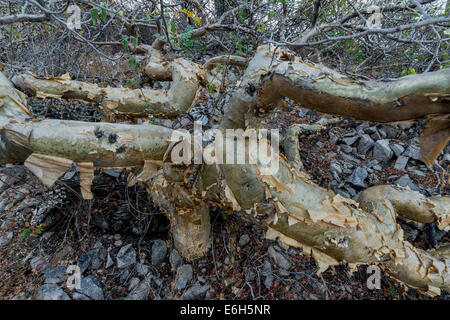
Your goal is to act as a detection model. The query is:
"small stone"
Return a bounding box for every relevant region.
[373,139,393,162]
[261,260,273,288]
[128,277,141,292]
[43,266,67,284]
[394,156,409,170]
[443,154,450,162]
[117,244,136,269]
[40,232,54,241]
[114,240,123,247]
[151,240,167,267]
[278,268,290,277]
[119,269,130,284]
[403,145,420,160]
[72,292,90,300]
[340,154,360,164]
[366,159,379,168]
[330,161,342,174]
[0,231,13,248]
[348,167,368,188]
[268,246,291,270]
[113,234,121,241]
[36,284,70,300]
[170,249,183,271]
[136,263,150,277]
[238,234,250,247]
[180,282,210,300]
[395,175,419,191]
[30,255,50,272]
[125,274,153,300]
[342,135,359,146]
[105,253,114,269]
[77,252,92,274]
[391,144,405,157]
[405,228,419,242]
[340,144,353,153]
[384,125,399,138]
[175,264,193,290]
[77,276,104,300]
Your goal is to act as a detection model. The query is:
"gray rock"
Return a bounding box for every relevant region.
[358,134,375,154]
[119,269,129,284]
[348,167,368,188]
[366,159,379,168]
[330,161,342,174]
[405,228,419,242]
[340,144,353,153]
[136,263,150,277]
[40,232,54,241]
[77,276,104,300]
[443,154,450,162]
[77,252,93,274]
[72,292,91,300]
[117,244,136,269]
[151,240,167,267]
[30,255,50,272]
[340,154,360,164]
[125,274,153,300]
[373,165,382,171]
[395,175,419,191]
[105,253,114,269]
[36,284,70,300]
[154,118,173,128]
[268,246,291,270]
[344,185,357,197]
[411,170,426,177]
[128,277,141,292]
[403,145,420,160]
[43,266,67,284]
[114,240,123,247]
[394,156,409,170]
[391,144,405,157]
[180,282,211,300]
[262,260,273,288]
[373,139,393,162]
[342,135,359,146]
[175,264,194,290]
[262,260,272,276]
[238,234,250,247]
[0,231,13,248]
[384,125,399,138]
[170,249,183,271]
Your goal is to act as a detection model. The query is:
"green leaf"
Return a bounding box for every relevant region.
[208,83,216,94]
[257,23,265,34]
[21,228,31,238]
[129,57,136,67]
[407,67,416,75]
[100,8,107,22]
[130,36,137,51]
[121,35,128,49]
[91,8,99,25]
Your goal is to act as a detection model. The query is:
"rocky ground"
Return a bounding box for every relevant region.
[0,88,448,300]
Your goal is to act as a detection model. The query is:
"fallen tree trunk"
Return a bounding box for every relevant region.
[1,42,450,295]
[12,58,203,120]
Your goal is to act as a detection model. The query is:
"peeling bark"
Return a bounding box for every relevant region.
[2,44,450,295]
